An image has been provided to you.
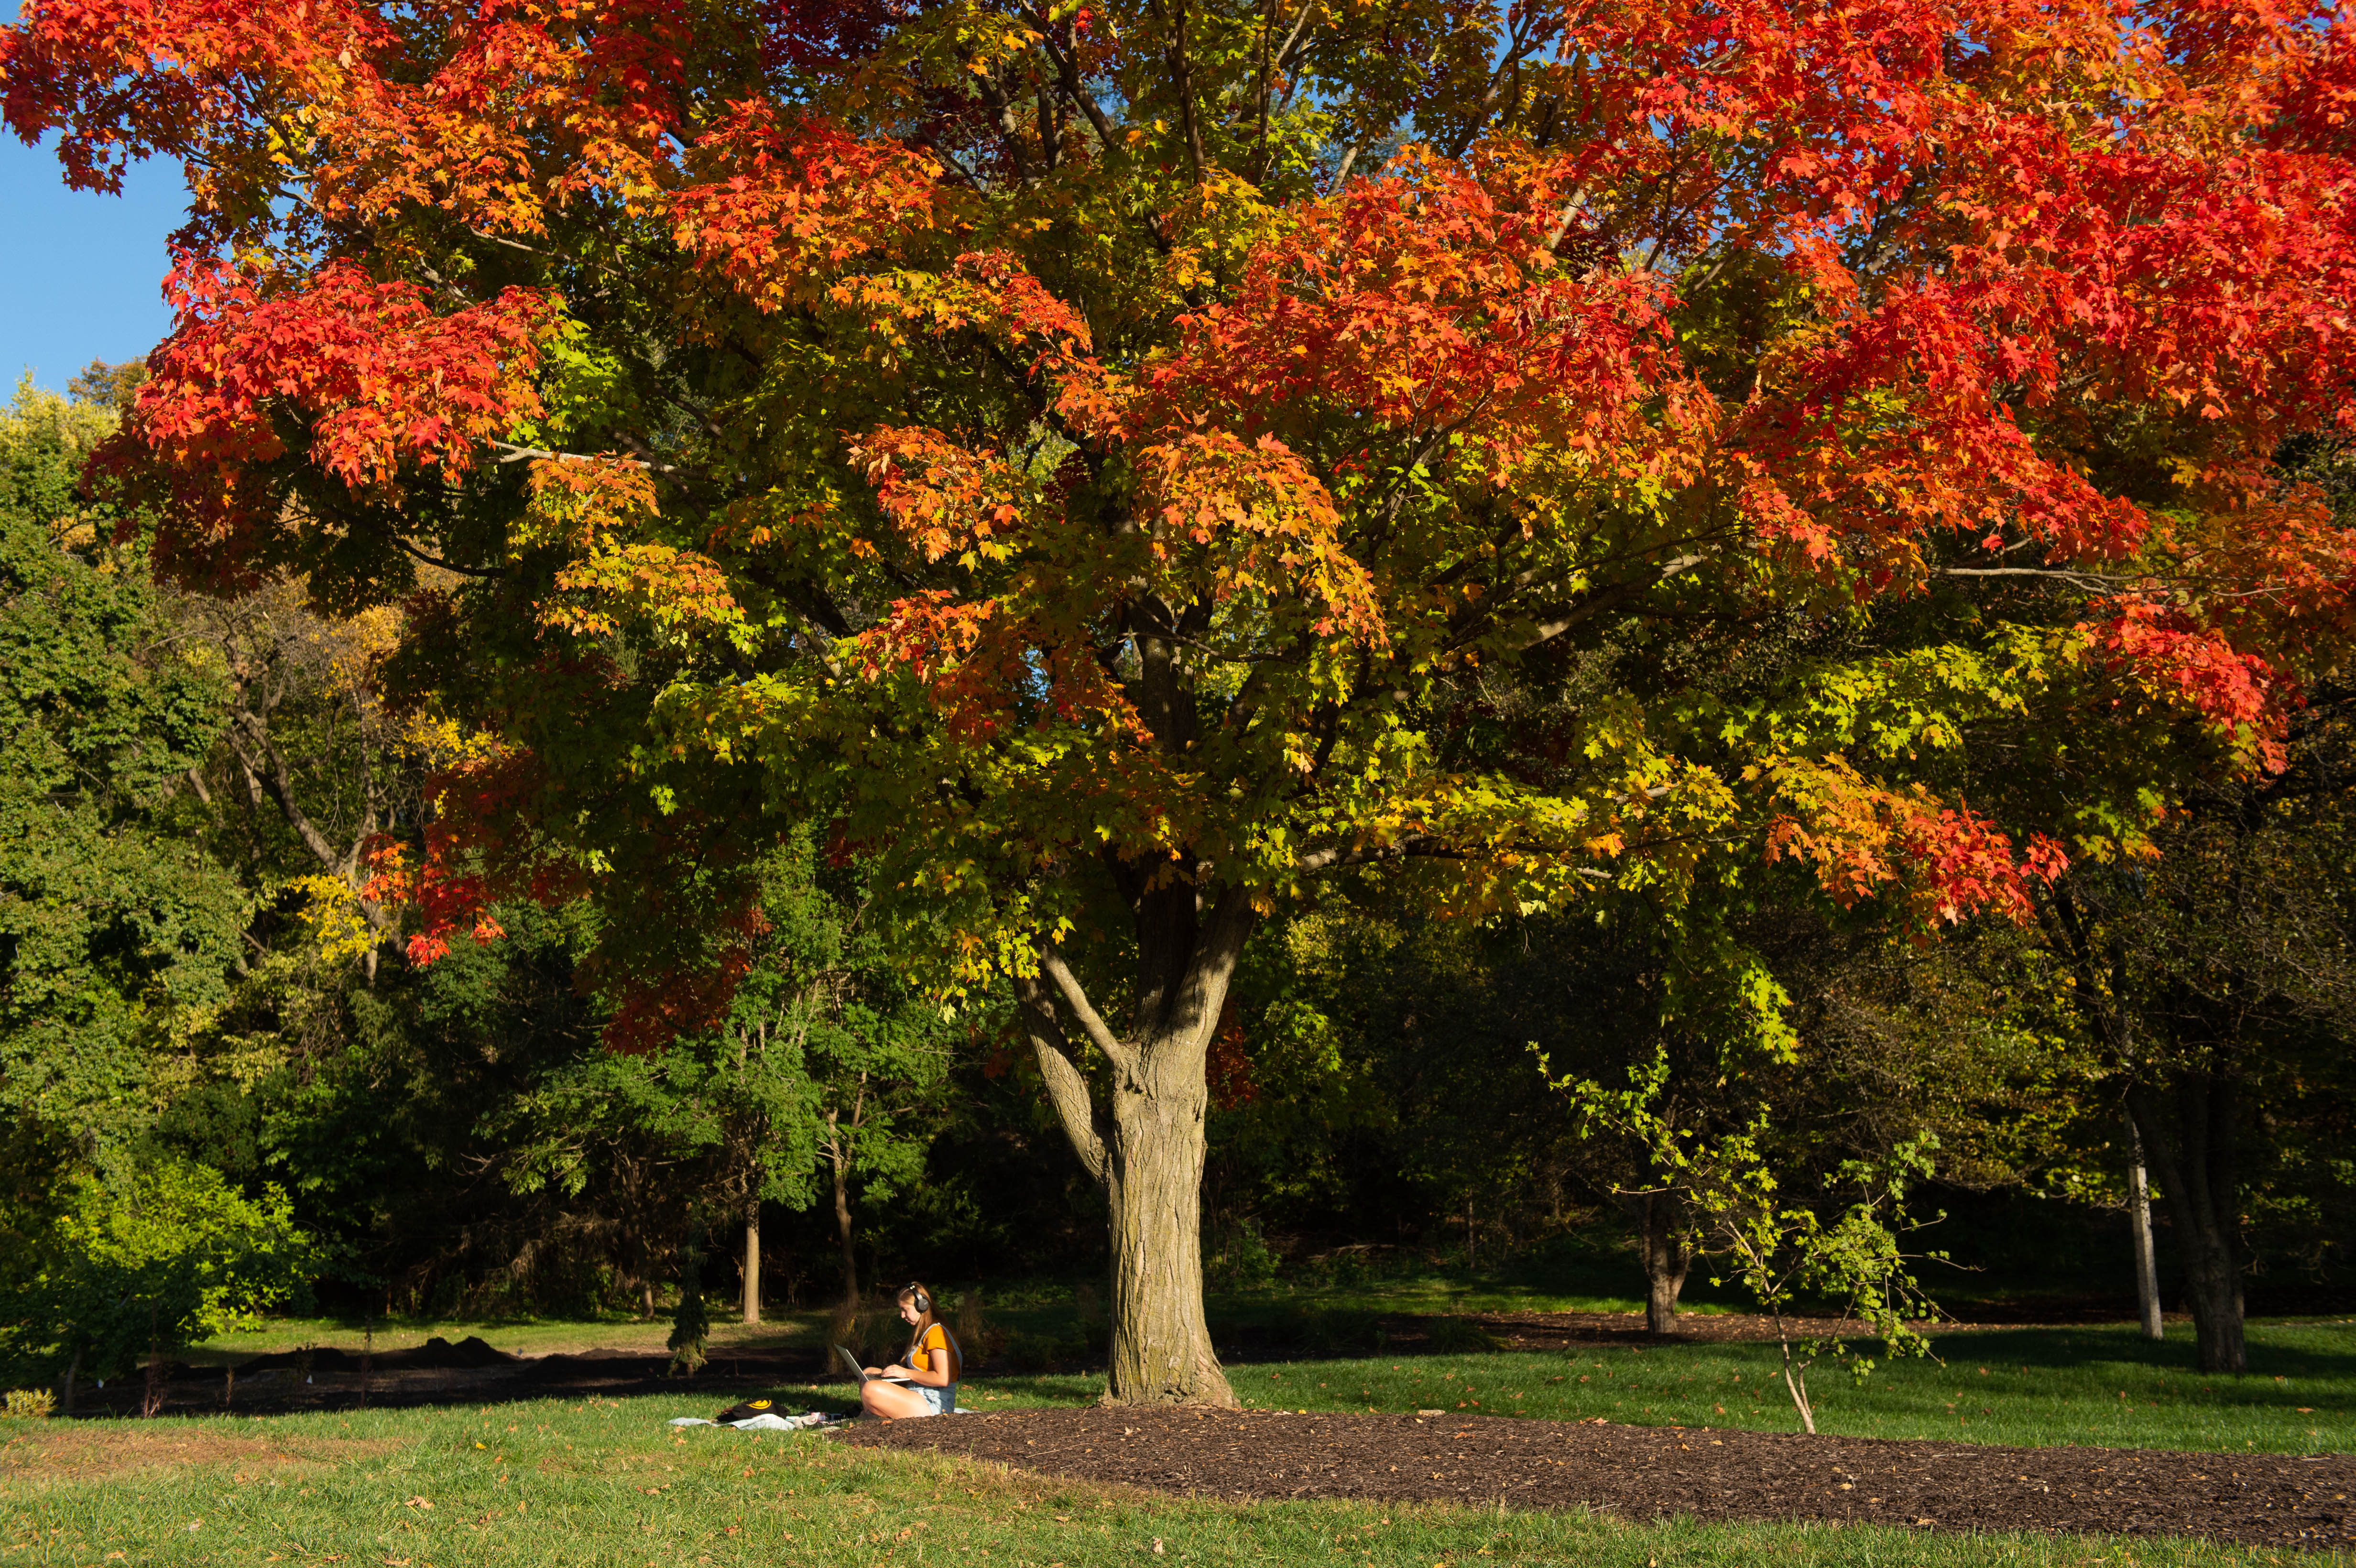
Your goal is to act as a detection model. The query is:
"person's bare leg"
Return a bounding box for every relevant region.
[862,1382,932,1419]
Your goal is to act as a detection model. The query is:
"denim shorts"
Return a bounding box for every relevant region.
[915,1383,957,1416]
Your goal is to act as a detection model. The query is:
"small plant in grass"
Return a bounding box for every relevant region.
[3,1388,55,1418]
[1561,1050,1942,1435]
[1690,1132,1942,1433]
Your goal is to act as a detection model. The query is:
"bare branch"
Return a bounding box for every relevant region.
[489,440,679,474]
[1936,566,2138,588]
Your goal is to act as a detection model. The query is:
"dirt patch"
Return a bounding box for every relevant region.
[0,1427,393,1483]
[239,1335,515,1374]
[841,1406,2356,1552]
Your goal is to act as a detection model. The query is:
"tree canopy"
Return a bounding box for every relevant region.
[6,0,2354,1400]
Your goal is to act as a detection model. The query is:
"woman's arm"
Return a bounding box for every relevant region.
[884,1331,954,1386]
[881,1357,952,1387]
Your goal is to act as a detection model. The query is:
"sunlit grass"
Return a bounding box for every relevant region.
[1,1394,2339,1568]
[190,1304,2355,1459]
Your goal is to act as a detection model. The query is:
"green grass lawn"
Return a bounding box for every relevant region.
[1129,1320,2356,1456]
[193,1311,2355,1458]
[2,1392,2339,1568]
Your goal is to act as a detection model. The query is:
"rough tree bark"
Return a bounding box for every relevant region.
[1014,882,1254,1407]
[2129,1075,2245,1373]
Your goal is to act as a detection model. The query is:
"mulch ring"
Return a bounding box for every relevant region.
[839,1407,2356,1552]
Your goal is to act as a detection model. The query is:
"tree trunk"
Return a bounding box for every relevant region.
[142,1302,161,1418]
[2129,1076,2245,1373]
[829,1133,859,1307]
[61,1344,80,1417]
[1014,883,1253,1407]
[1102,1045,1227,1403]
[1639,1193,1692,1336]
[2127,1120,2163,1341]
[743,1202,763,1326]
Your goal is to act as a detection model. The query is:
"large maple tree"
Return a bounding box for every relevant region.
[9,0,2355,1400]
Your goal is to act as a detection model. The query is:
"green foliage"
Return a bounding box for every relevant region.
[1,1157,316,1384]
[1206,1217,1281,1291]
[0,380,240,1175]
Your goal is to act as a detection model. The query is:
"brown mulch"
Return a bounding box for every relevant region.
[839,1406,2356,1552]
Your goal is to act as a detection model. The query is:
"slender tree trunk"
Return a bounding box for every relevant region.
[743,1201,763,1326]
[1639,1193,1692,1336]
[61,1344,80,1417]
[1771,1308,1816,1434]
[2130,1076,2245,1373]
[142,1302,161,1418]
[2127,1120,2163,1341]
[829,1130,859,1307]
[1014,884,1252,1407]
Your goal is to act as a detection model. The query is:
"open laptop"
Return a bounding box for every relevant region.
[834,1345,910,1385]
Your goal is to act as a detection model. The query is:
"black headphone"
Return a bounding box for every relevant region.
[906,1284,931,1313]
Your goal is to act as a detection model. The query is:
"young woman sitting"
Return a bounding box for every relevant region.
[861,1282,963,1419]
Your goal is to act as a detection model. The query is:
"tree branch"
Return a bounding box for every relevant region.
[1496,552,1707,654]
[1039,945,1132,1068]
[489,440,679,475]
[1013,971,1111,1186]
[1937,566,2138,587]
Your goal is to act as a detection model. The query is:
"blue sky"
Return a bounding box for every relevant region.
[0,133,188,392]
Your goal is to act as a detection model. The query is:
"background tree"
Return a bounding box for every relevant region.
[0,377,242,1209]
[2027,697,2356,1372]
